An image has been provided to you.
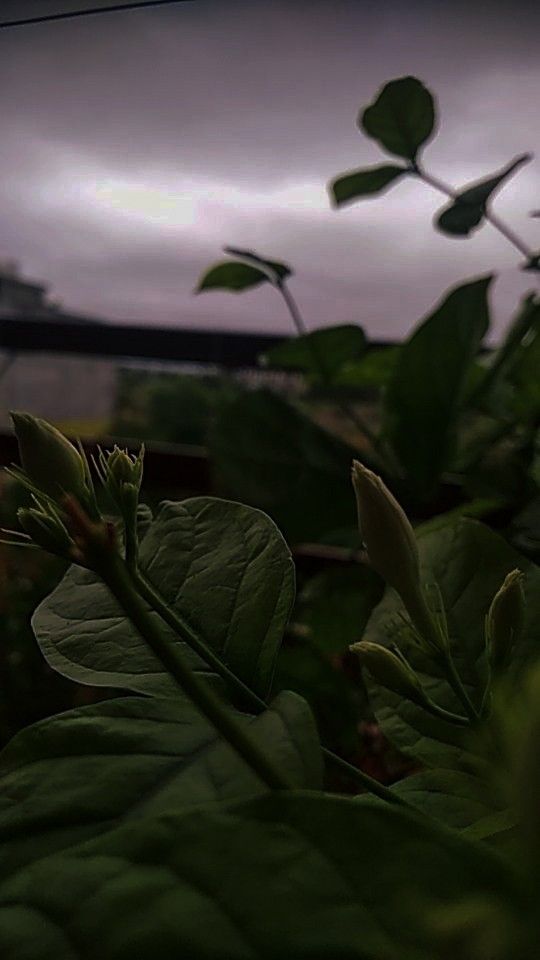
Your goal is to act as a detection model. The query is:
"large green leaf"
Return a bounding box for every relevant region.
[364,519,540,771]
[383,276,493,500]
[330,163,407,206]
[32,498,295,699]
[436,155,531,237]
[209,390,361,542]
[0,793,514,959]
[261,324,366,382]
[360,76,436,162]
[0,691,321,883]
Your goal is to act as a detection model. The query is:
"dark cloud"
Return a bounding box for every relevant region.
[0,0,539,338]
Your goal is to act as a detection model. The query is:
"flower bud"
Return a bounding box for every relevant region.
[351,640,430,708]
[486,568,525,675]
[351,461,441,650]
[11,412,88,504]
[17,507,74,559]
[106,446,144,490]
[98,446,144,521]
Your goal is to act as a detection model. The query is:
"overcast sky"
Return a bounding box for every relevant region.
[1,0,539,339]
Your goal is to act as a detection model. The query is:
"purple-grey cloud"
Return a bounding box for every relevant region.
[0,0,539,339]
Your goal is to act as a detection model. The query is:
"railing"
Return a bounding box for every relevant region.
[0,316,384,569]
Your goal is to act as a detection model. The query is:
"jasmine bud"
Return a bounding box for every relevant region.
[11,412,88,504]
[105,446,144,491]
[351,461,441,650]
[486,569,525,676]
[17,506,74,559]
[351,640,430,708]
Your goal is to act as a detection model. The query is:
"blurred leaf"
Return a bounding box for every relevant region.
[272,641,363,756]
[209,390,360,543]
[466,294,540,411]
[223,246,292,281]
[392,768,506,832]
[299,566,383,655]
[33,498,294,700]
[437,155,531,237]
[330,164,407,206]
[334,346,399,390]
[0,692,321,882]
[360,76,436,161]
[261,324,366,381]
[383,276,493,501]
[0,793,512,960]
[195,256,290,294]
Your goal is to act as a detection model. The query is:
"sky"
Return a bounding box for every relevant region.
[0,0,539,340]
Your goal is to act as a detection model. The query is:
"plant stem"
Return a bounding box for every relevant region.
[129,563,410,807]
[424,699,470,727]
[413,165,535,262]
[438,648,480,725]
[132,566,263,710]
[99,551,292,791]
[276,280,395,468]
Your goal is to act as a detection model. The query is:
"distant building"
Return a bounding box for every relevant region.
[0,261,117,431]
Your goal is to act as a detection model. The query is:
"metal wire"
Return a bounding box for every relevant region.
[0,0,188,29]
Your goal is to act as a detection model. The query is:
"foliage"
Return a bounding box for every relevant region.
[0,414,540,957]
[195,75,540,545]
[2,72,540,958]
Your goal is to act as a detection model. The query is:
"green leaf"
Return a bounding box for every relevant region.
[360,76,436,161]
[0,793,513,959]
[261,324,366,381]
[299,566,383,655]
[195,257,289,294]
[209,390,361,542]
[33,497,295,699]
[330,163,407,206]
[391,769,507,833]
[383,276,493,500]
[0,691,322,882]
[364,518,540,771]
[437,154,531,237]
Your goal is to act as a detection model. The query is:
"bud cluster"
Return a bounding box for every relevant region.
[3,413,144,570]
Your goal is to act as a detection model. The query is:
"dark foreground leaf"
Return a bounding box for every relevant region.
[0,793,515,959]
[0,692,321,882]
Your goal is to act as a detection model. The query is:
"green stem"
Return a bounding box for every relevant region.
[438,648,480,725]
[131,563,409,807]
[424,699,470,727]
[132,566,262,710]
[413,165,535,262]
[124,513,139,570]
[276,280,393,466]
[99,552,292,791]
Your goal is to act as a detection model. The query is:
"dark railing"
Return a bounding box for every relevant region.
[0,315,388,569]
[0,317,289,368]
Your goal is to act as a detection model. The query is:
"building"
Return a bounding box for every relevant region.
[0,261,117,432]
